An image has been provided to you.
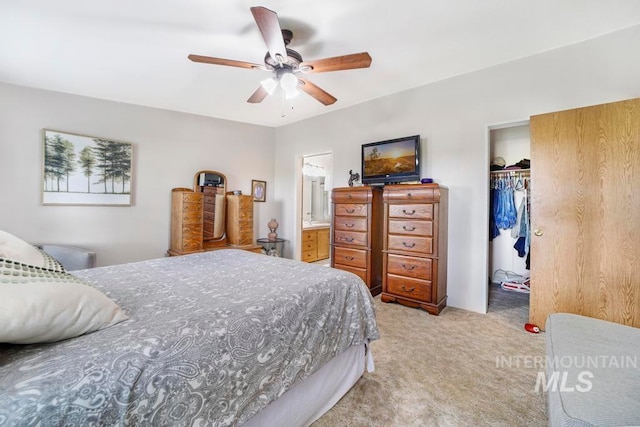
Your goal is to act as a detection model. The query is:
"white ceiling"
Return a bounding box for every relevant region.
[3,1,640,127]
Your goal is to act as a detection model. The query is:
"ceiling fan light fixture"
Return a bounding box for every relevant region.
[280,72,298,91]
[280,72,299,99]
[260,77,278,95]
[284,86,299,100]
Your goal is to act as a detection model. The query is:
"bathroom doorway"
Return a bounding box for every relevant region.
[300,152,333,264]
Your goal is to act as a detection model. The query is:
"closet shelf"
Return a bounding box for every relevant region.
[490,168,530,175]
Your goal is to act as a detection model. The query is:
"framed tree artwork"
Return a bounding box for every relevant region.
[42,129,134,206]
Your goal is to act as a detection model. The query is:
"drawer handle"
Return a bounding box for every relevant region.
[348,194,353,198]
[407,192,412,197]
[401,263,417,270]
[345,223,355,228]
[345,208,355,213]
[342,237,354,242]
[345,256,355,261]
[402,225,416,232]
[401,285,416,293]
[402,242,416,248]
[402,209,416,215]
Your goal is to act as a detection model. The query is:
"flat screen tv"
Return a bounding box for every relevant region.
[361,135,421,185]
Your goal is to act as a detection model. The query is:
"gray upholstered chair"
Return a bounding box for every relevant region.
[37,244,96,271]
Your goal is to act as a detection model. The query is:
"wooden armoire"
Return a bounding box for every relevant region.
[529,97,640,329]
[330,186,383,296]
[168,190,260,256]
[381,184,448,315]
[225,194,254,246]
[169,188,203,255]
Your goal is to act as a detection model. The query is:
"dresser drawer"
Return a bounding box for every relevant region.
[384,186,436,202]
[182,201,202,212]
[335,203,368,217]
[202,186,220,194]
[236,219,253,233]
[334,247,367,268]
[180,239,202,252]
[334,264,367,282]
[386,274,431,302]
[387,235,433,254]
[182,224,203,236]
[181,193,203,203]
[302,241,316,251]
[388,204,433,220]
[334,216,367,232]
[303,230,317,243]
[388,219,432,236]
[387,254,432,280]
[302,250,316,262]
[334,230,368,247]
[332,190,371,204]
[181,210,202,223]
[235,210,253,220]
[235,232,254,245]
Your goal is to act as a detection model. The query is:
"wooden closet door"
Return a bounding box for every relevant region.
[529,98,640,329]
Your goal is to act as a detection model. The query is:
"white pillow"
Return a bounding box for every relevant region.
[0,258,128,344]
[0,230,64,272]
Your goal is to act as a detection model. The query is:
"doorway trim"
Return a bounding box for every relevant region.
[298,151,333,262]
[483,118,530,313]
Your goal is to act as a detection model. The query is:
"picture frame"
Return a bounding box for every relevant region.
[251,179,266,202]
[42,129,134,206]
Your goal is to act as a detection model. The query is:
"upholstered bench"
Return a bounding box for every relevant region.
[545,313,640,426]
[36,244,96,271]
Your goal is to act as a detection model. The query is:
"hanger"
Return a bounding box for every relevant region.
[515,176,524,191]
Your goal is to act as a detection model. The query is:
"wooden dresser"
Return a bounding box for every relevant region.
[302,227,330,262]
[381,184,448,314]
[169,190,261,255]
[169,188,204,256]
[226,194,254,246]
[331,186,383,296]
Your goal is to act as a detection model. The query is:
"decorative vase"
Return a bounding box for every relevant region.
[267,218,279,241]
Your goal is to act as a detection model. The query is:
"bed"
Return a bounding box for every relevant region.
[0,248,379,426]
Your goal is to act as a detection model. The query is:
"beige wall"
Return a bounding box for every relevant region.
[0,83,277,266]
[273,25,640,314]
[3,25,640,314]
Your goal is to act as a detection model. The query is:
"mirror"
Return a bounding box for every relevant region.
[193,170,227,244]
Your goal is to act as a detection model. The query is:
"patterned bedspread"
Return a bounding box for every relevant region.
[0,250,379,426]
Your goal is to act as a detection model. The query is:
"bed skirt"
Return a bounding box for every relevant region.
[244,343,371,426]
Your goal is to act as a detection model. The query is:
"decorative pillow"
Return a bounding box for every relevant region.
[0,258,128,344]
[0,230,65,272]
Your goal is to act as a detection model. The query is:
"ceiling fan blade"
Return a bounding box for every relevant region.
[250,6,287,64]
[188,54,266,70]
[300,52,372,73]
[298,78,337,106]
[247,86,269,104]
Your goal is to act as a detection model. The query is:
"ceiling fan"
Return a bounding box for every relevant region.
[188,6,372,106]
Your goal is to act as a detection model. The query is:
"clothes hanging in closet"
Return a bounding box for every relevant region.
[490,175,518,238]
[489,172,531,268]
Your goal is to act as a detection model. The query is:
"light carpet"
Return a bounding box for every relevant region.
[313,284,547,426]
